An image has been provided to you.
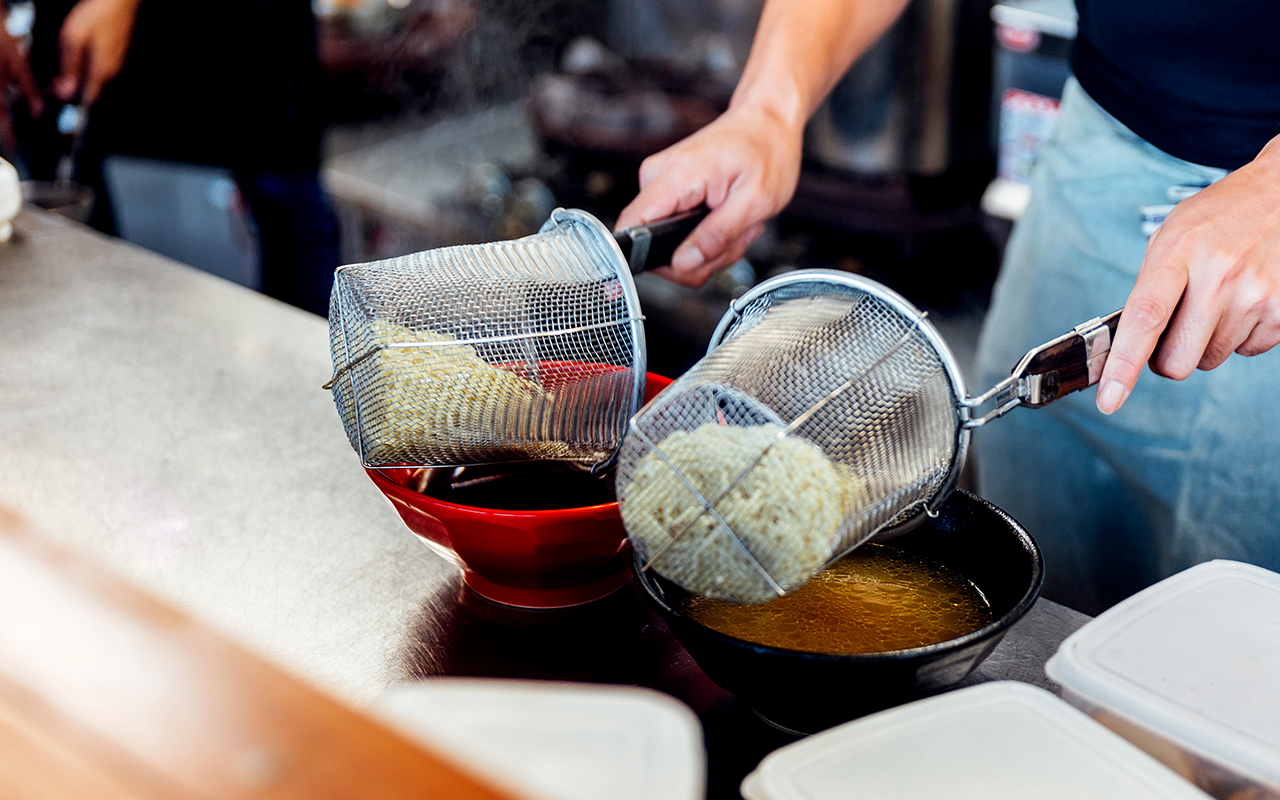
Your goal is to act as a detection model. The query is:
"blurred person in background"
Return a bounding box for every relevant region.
[0,0,339,316]
[616,0,1280,614]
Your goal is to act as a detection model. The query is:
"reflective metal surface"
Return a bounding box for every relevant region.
[0,210,452,704]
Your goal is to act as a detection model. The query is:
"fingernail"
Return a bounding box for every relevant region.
[671,242,705,271]
[1096,379,1126,415]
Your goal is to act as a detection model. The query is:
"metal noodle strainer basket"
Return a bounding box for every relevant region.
[326,206,706,472]
[617,269,1119,604]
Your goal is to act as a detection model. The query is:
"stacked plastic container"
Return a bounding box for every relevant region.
[372,678,706,800]
[741,682,1213,799]
[1047,560,1280,799]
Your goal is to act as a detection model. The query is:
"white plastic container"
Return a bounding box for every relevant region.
[1046,560,1280,799]
[371,678,705,800]
[0,157,20,241]
[740,681,1211,800]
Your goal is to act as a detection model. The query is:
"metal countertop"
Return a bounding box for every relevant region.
[0,209,452,704]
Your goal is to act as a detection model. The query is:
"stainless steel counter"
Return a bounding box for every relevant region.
[0,209,1089,796]
[0,209,455,705]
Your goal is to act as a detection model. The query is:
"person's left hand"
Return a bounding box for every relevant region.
[54,0,141,104]
[1096,134,1280,415]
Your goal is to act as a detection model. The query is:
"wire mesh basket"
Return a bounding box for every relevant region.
[326,208,647,470]
[616,270,967,603]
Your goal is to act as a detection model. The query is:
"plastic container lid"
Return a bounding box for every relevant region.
[741,682,1212,800]
[371,678,705,800]
[1046,560,1280,791]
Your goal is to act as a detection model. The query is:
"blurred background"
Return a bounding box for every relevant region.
[1,0,1076,379]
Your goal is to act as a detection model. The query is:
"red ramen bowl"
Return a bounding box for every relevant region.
[366,373,672,608]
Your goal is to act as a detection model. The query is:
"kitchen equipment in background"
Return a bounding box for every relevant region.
[606,0,761,68]
[327,206,703,472]
[1046,561,1280,799]
[610,0,982,180]
[363,374,672,609]
[635,490,1043,734]
[54,103,88,186]
[324,102,545,264]
[739,682,1214,799]
[981,0,1077,220]
[783,0,1004,309]
[315,0,479,122]
[804,0,956,178]
[373,679,706,800]
[618,269,1117,604]
[528,37,732,162]
[20,180,94,224]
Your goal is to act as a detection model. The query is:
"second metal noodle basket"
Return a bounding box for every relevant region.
[618,270,1119,604]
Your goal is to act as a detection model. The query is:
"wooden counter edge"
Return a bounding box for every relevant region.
[0,505,527,800]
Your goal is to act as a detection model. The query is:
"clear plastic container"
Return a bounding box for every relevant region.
[741,681,1210,799]
[1046,560,1280,799]
[371,678,705,800]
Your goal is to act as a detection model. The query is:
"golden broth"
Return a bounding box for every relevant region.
[682,544,992,654]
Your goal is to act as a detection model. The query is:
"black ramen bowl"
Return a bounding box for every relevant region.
[635,489,1043,734]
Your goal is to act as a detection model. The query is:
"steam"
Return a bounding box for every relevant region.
[432,0,605,110]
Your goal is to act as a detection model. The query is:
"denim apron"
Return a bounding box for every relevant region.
[973,78,1280,614]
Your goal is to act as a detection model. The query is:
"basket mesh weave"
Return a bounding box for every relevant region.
[617,274,961,603]
[328,210,645,468]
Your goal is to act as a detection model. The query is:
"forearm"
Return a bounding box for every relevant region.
[730,0,913,131]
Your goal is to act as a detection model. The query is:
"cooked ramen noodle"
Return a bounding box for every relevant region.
[333,320,554,465]
[621,422,867,603]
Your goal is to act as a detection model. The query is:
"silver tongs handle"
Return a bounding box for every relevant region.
[614,206,709,275]
[964,309,1122,428]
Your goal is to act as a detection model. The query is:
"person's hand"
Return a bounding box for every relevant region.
[616,102,805,288]
[1096,135,1280,414]
[54,0,141,104]
[0,26,42,124]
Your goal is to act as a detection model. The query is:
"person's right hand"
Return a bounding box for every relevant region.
[54,0,141,105]
[616,102,805,288]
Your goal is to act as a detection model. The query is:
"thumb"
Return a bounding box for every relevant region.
[670,190,763,273]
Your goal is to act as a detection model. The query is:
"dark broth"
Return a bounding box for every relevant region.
[682,543,992,654]
[419,466,616,511]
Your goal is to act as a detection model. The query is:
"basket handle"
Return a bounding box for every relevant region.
[964,310,1122,427]
[614,206,710,275]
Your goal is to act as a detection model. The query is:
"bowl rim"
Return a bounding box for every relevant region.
[634,490,1044,663]
[365,465,622,519]
[360,372,675,520]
